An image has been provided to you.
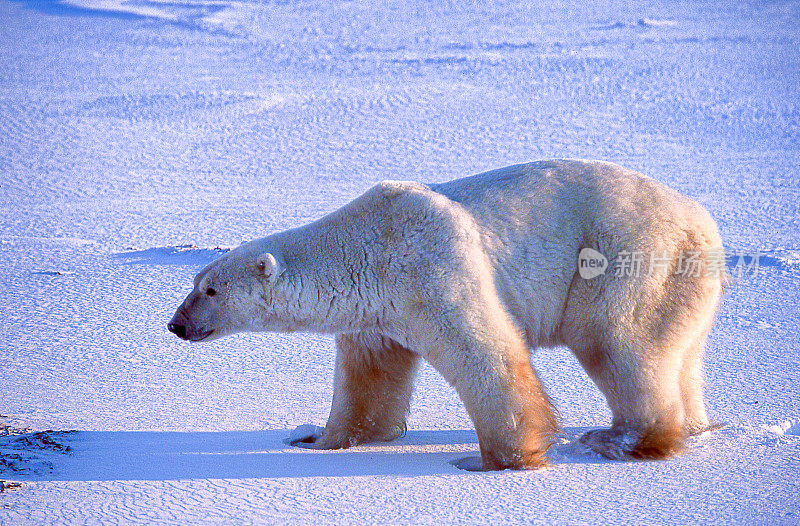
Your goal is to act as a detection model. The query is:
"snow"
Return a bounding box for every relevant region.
[1,0,798,523]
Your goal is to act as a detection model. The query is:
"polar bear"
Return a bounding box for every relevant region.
[168,159,724,471]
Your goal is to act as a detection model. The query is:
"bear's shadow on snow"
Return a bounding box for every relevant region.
[11,0,146,19]
[112,246,229,267]
[11,0,237,37]
[23,428,608,481]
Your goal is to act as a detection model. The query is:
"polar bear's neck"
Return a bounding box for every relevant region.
[271,207,390,335]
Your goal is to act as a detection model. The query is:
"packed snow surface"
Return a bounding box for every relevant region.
[1,0,798,523]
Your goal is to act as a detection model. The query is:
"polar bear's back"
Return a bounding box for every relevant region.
[431,159,721,260]
[428,159,723,346]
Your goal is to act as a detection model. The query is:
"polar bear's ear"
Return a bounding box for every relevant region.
[255,253,283,284]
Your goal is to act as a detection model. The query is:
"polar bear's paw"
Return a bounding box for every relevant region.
[286,424,367,450]
[578,428,640,460]
[451,453,553,471]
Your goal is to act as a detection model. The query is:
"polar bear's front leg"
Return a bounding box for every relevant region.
[422,319,559,471]
[291,332,419,450]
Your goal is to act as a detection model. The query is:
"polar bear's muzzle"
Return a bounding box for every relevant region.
[168,307,216,342]
[167,321,188,340]
[168,321,215,342]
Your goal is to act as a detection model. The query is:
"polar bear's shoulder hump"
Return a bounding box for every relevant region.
[359,179,453,213]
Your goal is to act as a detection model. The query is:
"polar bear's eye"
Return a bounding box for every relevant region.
[206,287,216,297]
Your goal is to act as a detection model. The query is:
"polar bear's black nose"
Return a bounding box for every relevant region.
[168,323,187,339]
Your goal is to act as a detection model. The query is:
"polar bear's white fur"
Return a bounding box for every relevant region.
[168,160,724,470]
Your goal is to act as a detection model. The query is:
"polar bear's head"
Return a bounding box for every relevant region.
[168,244,288,342]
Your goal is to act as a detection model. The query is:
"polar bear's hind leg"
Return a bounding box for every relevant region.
[681,334,711,435]
[574,341,687,460]
[563,255,721,460]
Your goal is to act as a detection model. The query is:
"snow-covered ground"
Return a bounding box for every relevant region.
[1,0,799,523]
